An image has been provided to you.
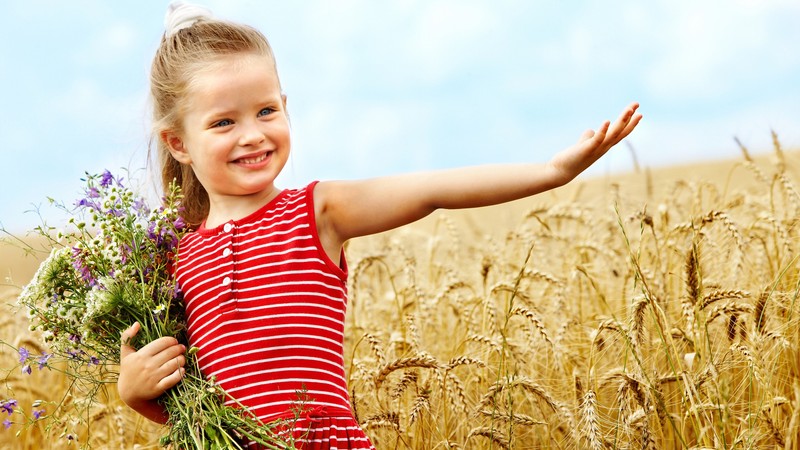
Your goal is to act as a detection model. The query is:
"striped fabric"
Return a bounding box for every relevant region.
[174,182,375,449]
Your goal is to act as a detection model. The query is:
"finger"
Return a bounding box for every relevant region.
[577,129,595,144]
[174,354,186,369]
[155,354,186,380]
[162,352,186,371]
[121,322,140,345]
[120,322,141,359]
[151,343,187,371]
[610,112,643,146]
[623,113,643,135]
[618,102,639,121]
[156,366,186,392]
[139,336,183,358]
[616,103,640,130]
[606,107,636,141]
[592,121,610,144]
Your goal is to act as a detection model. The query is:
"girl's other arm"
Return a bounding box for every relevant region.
[118,322,186,424]
[316,102,641,247]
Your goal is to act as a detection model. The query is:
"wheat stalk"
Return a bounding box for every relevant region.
[699,289,749,311]
[365,333,386,367]
[466,426,510,449]
[629,296,648,360]
[389,371,418,399]
[408,389,430,426]
[362,412,401,432]
[374,354,440,389]
[511,305,554,348]
[580,390,602,450]
[443,372,470,415]
[477,409,545,426]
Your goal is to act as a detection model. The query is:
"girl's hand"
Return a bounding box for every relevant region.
[118,322,186,423]
[546,102,642,186]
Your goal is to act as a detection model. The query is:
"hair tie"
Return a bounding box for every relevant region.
[164,1,213,37]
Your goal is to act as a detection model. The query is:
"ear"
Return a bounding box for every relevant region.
[281,94,290,124]
[161,130,192,165]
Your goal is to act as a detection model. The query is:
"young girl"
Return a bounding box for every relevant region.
[117,2,641,449]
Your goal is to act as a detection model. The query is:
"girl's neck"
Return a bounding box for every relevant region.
[204,186,282,229]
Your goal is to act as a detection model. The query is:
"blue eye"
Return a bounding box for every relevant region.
[258,107,275,117]
[213,119,233,128]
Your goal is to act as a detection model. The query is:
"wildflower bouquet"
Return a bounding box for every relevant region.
[2,171,292,449]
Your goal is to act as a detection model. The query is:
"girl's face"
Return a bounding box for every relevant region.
[165,53,290,212]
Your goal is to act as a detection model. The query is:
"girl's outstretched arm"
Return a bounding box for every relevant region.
[315,102,641,252]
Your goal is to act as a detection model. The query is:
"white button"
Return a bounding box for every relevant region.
[222,248,232,257]
[223,223,233,233]
[222,277,231,286]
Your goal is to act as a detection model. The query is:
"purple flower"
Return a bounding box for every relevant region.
[21,365,31,375]
[37,353,53,370]
[87,186,101,198]
[71,247,96,286]
[75,198,99,210]
[89,356,100,366]
[2,419,10,430]
[1,400,16,415]
[75,184,102,210]
[106,208,125,217]
[133,197,151,216]
[18,347,29,363]
[146,221,159,241]
[174,216,186,230]
[100,170,114,188]
[33,409,45,420]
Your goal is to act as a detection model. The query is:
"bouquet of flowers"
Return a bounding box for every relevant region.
[2,171,293,449]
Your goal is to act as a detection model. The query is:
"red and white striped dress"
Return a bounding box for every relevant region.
[174,182,375,449]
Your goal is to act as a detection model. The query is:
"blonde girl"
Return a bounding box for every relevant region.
[117,3,641,449]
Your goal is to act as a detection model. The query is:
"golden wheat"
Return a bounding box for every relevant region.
[5,148,800,448]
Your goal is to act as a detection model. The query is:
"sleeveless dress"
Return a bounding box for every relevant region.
[174,182,375,449]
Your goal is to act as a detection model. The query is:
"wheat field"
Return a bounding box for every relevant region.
[3,143,800,449]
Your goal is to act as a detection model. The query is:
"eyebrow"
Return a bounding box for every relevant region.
[198,94,283,120]
[201,110,237,124]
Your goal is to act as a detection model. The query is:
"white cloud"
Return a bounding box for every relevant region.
[75,22,139,66]
[643,0,799,100]
[405,1,498,83]
[289,99,435,180]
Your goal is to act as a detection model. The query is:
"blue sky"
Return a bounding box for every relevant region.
[1,1,799,233]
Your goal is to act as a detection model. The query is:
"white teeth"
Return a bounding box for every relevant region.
[238,152,268,164]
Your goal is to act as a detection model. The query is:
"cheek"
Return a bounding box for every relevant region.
[275,122,291,144]
[202,136,236,159]
[281,129,291,145]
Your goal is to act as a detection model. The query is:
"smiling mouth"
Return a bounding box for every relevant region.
[235,152,270,164]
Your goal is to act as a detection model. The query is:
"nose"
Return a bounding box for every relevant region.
[238,120,266,147]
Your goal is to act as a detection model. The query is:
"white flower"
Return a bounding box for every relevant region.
[84,282,113,321]
[18,247,71,310]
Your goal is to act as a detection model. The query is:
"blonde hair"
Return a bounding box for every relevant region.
[150,17,279,228]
